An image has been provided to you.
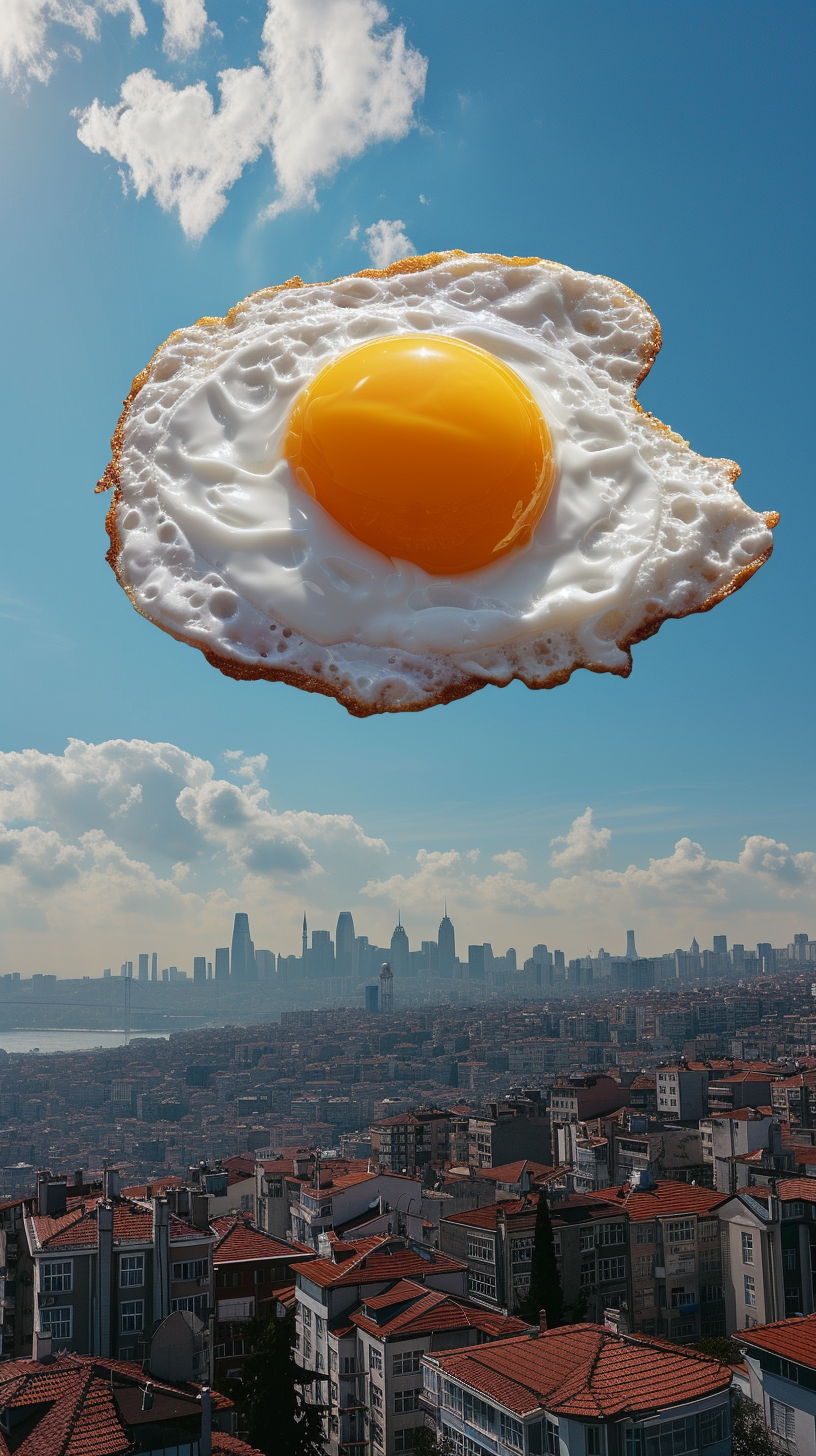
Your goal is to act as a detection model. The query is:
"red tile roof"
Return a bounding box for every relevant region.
[586,1182,726,1221]
[351,1278,529,1340]
[776,1179,816,1204]
[292,1236,465,1289]
[27,1198,213,1253]
[213,1217,314,1264]
[740,1312,816,1369]
[429,1325,731,1418]
[0,1355,245,1456]
[477,1161,556,1183]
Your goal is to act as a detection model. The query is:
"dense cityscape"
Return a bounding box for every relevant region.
[0,915,815,1451]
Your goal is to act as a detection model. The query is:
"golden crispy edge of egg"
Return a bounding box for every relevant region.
[97,250,779,717]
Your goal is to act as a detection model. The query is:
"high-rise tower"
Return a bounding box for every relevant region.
[231,913,257,984]
[390,916,410,978]
[626,929,638,960]
[336,911,355,976]
[380,962,393,1014]
[215,947,230,982]
[438,908,455,977]
[302,914,308,960]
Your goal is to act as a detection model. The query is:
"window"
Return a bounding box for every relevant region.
[625,1415,696,1455]
[783,1202,805,1219]
[303,1338,312,1361]
[599,1223,626,1246]
[545,1418,559,1455]
[302,1306,312,1327]
[462,1393,495,1433]
[395,1432,416,1453]
[120,1300,144,1333]
[499,1412,523,1450]
[672,1290,696,1309]
[468,1236,495,1263]
[120,1254,144,1288]
[315,1315,324,1336]
[172,1258,208,1281]
[394,1389,420,1413]
[744,1274,756,1307]
[580,1231,595,1252]
[512,1236,534,1266]
[41,1260,72,1293]
[699,1248,721,1273]
[700,1406,728,1446]
[393,1350,423,1375]
[580,1262,596,1288]
[371,1421,384,1448]
[635,1223,655,1245]
[443,1380,463,1415]
[40,1306,72,1340]
[586,1428,605,1456]
[371,1382,383,1411]
[741,1231,754,1265]
[635,1255,654,1279]
[341,1356,357,1374]
[665,1220,694,1246]
[700,1284,723,1304]
[599,1256,626,1283]
[699,1220,718,1243]
[784,1248,797,1270]
[369,1346,383,1372]
[171,1293,207,1316]
[468,1271,497,1300]
[770,1399,796,1440]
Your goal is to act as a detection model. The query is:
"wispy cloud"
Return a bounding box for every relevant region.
[74,0,427,240]
[0,0,146,90]
[155,0,219,60]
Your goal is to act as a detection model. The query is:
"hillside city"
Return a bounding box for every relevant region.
[2,913,816,1454]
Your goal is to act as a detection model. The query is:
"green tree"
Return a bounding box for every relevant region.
[694,1336,743,1365]
[413,1429,455,1456]
[221,1308,327,1456]
[731,1395,777,1456]
[521,1193,564,1328]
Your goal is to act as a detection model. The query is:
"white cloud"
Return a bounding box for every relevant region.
[0,739,388,971]
[549,807,612,870]
[74,0,427,240]
[0,0,146,90]
[362,824,816,955]
[155,0,218,59]
[365,216,413,268]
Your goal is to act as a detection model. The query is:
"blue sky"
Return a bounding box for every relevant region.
[0,1,814,976]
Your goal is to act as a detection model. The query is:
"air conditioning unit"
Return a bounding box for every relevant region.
[198,1277,210,1288]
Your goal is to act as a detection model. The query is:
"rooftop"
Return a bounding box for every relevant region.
[291,1235,465,1289]
[586,1182,726,1221]
[740,1313,816,1370]
[428,1324,731,1419]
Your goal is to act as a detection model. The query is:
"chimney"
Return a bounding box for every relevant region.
[190,1192,210,1230]
[96,1201,114,1357]
[103,1168,120,1200]
[152,1197,171,1324]
[539,1310,547,1334]
[200,1387,212,1456]
[74,1169,84,1189]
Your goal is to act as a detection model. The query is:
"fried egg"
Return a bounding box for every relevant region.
[99,251,777,715]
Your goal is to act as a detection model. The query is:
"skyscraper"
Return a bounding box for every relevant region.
[379,962,393,1013]
[310,930,335,978]
[231,913,257,984]
[438,910,455,977]
[215,947,230,982]
[626,930,638,960]
[193,957,207,984]
[713,935,728,954]
[336,911,355,976]
[138,954,148,982]
[151,952,158,982]
[390,917,410,978]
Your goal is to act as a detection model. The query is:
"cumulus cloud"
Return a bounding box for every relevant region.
[549,807,612,870]
[155,0,218,59]
[0,0,146,90]
[0,739,387,970]
[361,819,816,953]
[75,0,427,240]
[365,217,414,269]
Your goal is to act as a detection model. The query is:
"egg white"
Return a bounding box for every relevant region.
[102,252,775,714]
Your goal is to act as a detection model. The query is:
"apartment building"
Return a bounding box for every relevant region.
[289,1163,423,1247]
[656,1067,709,1121]
[290,1234,469,1456]
[370,1109,453,1174]
[350,1279,528,1456]
[21,1173,215,1363]
[589,1178,727,1342]
[212,1214,315,1384]
[718,1179,816,1331]
[549,1076,629,1157]
[439,1193,630,1321]
[467,1095,551,1169]
[739,1312,816,1456]
[772,1071,816,1128]
[421,1324,732,1456]
[700,1109,780,1193]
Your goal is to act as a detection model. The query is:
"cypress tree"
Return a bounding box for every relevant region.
[521,1192,564,1328]
[224,1308,326,1456]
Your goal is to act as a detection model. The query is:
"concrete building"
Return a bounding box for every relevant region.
[700,1110,780,1193]
[739,1312,816,1456]
[468,1095,551,1169]
[656,1067,709,1121]
[371,1109,453,1175]
[421,1323,732,1456]
[718,1179,816,1331]
[211,1214,315,1384]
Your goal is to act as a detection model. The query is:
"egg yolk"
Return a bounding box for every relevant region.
[283,334,555,576]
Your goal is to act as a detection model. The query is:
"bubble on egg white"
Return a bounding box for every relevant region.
[103,252,775,715]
